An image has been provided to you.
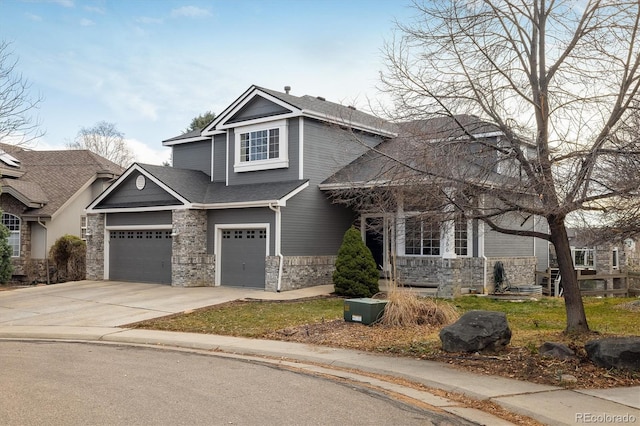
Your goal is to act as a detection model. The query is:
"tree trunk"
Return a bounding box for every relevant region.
[548,216,590,333]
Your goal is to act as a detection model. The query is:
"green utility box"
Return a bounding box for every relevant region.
[344,298,388,325]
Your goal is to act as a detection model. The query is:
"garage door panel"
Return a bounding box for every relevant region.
[109,230,172,284]
[221,229,266,288]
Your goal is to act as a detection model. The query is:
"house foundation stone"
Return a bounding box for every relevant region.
[172,209,214,287]
[86,213,105,280]
[266,256,336,292]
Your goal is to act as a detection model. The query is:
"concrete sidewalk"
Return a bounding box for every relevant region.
[1,281,639,425]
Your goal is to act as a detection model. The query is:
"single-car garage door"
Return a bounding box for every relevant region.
[220,228,266,288]
[109,230,172,284]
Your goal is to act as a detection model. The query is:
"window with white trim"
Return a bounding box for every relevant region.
[454,217,469,256]
[234,120,288,172]
[572,247,595,269]
[2,213,20,257]
[612,247,619,270]
[80,216,87,240]
[405,216,440,256]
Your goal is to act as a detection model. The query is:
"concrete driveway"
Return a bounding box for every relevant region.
[0,280,333,327]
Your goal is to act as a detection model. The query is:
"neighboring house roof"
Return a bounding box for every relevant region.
[88,163,309,210]
[0,143,123,219]
[400,114,502,141]
[163,85,398,145]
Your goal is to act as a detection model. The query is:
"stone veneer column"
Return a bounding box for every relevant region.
[86,213,105,280]
[171,209,214,287]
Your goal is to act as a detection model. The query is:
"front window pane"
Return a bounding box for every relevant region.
[405,217,421,255]
[455,218,468,256]
[422,222,440,256]
[240,128,280,163]
[240,133,250,162]
[2,213,20,257]
[405,216,440,256]
[269,128,279,159]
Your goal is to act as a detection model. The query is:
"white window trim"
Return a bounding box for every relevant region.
[454,218,472,257]
[81,215,88,241]
[233,119,288,173]
[612,247,619,270]
[2,213,21,257]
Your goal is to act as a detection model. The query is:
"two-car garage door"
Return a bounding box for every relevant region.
[109,230,172,284]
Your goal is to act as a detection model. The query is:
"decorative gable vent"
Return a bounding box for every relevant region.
[0,149,20,168]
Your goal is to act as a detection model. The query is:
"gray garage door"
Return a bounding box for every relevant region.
[220,229,266,288]
[109,230,172,284]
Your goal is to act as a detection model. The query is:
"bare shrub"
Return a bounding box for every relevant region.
[379,288,459,327]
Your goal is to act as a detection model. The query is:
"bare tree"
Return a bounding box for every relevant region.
[68,121,135,168]
[0,40,43,145]
[372,0,640,333]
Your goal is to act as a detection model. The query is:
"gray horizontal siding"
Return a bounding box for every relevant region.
[98,172,181,208]
[172,140,212,175]
[484,214,535,257]
[228,96,292,123]
[281,186,355,256]
[106,210,172,226]
[304,118,383,185]
[213,134,226,183]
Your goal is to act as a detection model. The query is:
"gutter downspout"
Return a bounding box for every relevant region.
[37,217,49,285]
[268,203,283,292]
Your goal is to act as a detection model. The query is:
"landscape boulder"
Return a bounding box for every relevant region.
[439,310,511,352]
[539,342,575,360]
[585,337,640,371]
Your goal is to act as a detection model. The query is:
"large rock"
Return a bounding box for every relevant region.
[439,310,511,352]
[585,337,640,371]
[539,342,575,359]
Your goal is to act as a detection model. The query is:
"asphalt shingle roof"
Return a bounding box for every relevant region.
[136,163,307,205]
[0,143,124,217]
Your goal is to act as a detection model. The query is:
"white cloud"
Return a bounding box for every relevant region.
[50,0,74,7]
[84,6,105,14]
[170,6,211,18]
[126,138,171,166]
[137,16,163,24]
[79,18,94,26]
[26,13,43,21]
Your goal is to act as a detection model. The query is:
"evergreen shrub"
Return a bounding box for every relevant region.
[333,226,379,297]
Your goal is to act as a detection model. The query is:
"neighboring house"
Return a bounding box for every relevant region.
[85,85,548,295]
[0,143,123,283]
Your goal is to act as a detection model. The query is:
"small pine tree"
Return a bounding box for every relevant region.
[333,226,379,297]
[0,224,13,283]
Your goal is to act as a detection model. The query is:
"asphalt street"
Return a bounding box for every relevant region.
[1,340,474,426]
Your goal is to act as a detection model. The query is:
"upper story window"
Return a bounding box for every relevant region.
[234,119,288,173]
[1,213,20,257]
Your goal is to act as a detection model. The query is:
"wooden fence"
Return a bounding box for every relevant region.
[536,269,631,297]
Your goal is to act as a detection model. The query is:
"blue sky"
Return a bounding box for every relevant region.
[0,0,416,165]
